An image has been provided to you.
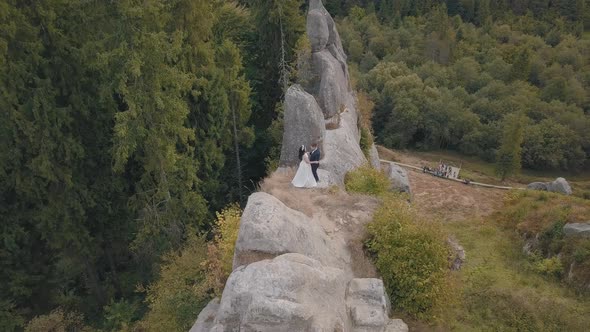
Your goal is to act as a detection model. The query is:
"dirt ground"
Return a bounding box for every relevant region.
[406,168,506,222]
[380,147,508,222]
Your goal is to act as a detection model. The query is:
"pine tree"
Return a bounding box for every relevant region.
[237,0,305,181]
[510,48,531,81]
[496,113,526,181]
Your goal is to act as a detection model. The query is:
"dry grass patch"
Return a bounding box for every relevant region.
[376,145,400,162]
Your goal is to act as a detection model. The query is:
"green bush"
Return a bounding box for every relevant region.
[138,205,242,331]
[534,257,563,278]
[138,234,209,332]
[344,165,390,196]
[366,195,452,319]
[359,126,374,158]
[25,309,94,332]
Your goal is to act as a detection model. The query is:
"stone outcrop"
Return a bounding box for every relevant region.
[192,2,407,331]
[193,253,408,332]
[279,85,326,167]
[384,162,411,195]
[563,223,590,238]
[307,0,350,119]
[369,144,381,171]
[320,109,367,186]
[346,278,399,332]
[447,237,466,271]
[232,192,350,271]
[278,0,367,187]
[208,254,350,331]
[527,177,573,195]
[190,299,219,332]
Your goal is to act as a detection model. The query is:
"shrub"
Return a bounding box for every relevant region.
[344,165,390,196]
[25,309,93,332]
[139,234,209,332]
[359,126,374,158]
[103,299,139,331]
[139,204,242,331]
[203,204,242,296]
[0,301,24,332]
[534,257,563,278]
[366,195,452,319]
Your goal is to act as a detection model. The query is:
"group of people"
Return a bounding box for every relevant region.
[422,162,457,179]
[291,143,321,188]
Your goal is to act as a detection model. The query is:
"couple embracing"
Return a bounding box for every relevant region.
[291,142,321,188]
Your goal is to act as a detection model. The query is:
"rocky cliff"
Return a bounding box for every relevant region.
[190,1,407,331]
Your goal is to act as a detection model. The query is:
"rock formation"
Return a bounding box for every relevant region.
[382,161,411,195]
[526,177,573,195]
[563,223,590,238]
[307,0,350,119]
[279,0,371,186]
[206,254,350,331]
[369,144,381,171]
[190,2,408,331]
[279,85,326,167]
[232,192,350,272]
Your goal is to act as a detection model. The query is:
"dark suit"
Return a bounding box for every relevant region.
[309,148,320,182]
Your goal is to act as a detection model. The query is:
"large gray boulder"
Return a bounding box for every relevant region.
[306,9,329,52]
[369,144,381,171]
[307,0,350,119]
[386,320,409,332]
[527,177,572,195]
[312,49,349,118]
[232,192,350,271]
[205,254,351,332]
[563,223,590,238]
[190,298,219,332]
[279,85,326,167]
[385,162,411,195]
[320,108,367,186]
[346,278,408,332]
[196,255,408,332]
[547,177,573,195]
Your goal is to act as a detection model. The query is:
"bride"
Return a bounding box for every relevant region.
[291,145,317,188]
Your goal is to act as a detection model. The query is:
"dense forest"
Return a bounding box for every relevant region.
[332,0,590,171]
[1,0,589,331]
[0,0,305,330]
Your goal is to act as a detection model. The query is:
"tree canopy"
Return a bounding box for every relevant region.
[0,0,303,329]
[335,3,589,171]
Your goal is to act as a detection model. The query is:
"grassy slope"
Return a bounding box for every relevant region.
[443,219,590,331]
[379,147,590,331]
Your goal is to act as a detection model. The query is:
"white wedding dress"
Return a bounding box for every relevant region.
[291,153,317,188]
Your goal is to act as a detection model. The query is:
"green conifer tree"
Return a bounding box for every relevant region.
[496,113,526,181]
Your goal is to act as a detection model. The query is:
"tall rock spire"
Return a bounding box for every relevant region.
[279,0,366,187]
[190,3,407,331]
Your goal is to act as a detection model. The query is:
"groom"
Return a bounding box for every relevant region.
[309,142,321,182]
